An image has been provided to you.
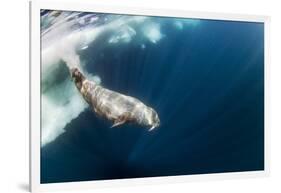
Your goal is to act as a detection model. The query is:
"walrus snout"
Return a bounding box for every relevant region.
[148,109,160,131]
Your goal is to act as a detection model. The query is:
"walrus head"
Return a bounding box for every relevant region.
[70,68,85,90]
[145,107,160,131]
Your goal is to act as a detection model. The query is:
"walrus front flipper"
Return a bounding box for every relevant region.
[111,113,131,128]
[149,125,156,131]
[111,119,126,128]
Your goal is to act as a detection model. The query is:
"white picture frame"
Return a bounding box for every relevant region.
[30,0,270,192]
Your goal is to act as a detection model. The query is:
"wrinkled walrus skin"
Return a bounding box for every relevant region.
[71,68,160,130]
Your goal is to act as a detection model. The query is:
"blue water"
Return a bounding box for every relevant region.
[41,17,264,183]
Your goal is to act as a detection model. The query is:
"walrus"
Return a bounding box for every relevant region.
[70,68,160,131]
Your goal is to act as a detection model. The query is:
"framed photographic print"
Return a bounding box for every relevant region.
[30,0,270,192]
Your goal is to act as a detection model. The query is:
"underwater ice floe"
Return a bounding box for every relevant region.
[80,45,88,50]
[41,12,167,146]
[90,17,98,23]
[174,21,184,30]
[142,22,164,44]
[41,60,101,146]
[41,11,61,29]
[41,13,152,146]
[41,79,88,146]
[108,25,137,44]
[78,18,86,25]
[108,19,165,45]
[174,18,201,30]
